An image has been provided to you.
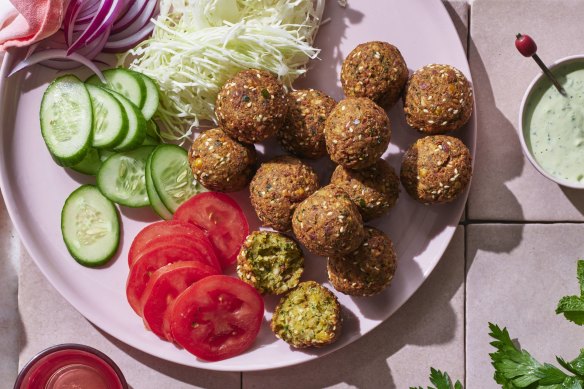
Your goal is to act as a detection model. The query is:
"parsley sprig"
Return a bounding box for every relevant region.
[489,323,584,387]
[556,260,584,325]
[410,368,463,389]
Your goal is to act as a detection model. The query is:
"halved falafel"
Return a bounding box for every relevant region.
[237,231,304,295]
[271,281,342,348]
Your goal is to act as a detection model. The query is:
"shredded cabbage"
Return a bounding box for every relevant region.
[123,0,325,142]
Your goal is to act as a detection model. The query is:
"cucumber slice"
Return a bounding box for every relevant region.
[128,70,159,120]
[87,68,146,109]
[86,84,128,149]
[106,90,147,151]
[97,146,155,207]
[98,149,115,162]
[70,148,102,176]
[146,120,161,140]
[145,152,173,219]
[142,135,160,146]
[61,185,120,267]
[150,145,206,213]
[40,75,92,167]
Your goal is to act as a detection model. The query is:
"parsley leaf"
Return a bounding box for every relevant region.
[556,260,584,325]
[410,368,463,389]
[489,323,584,387]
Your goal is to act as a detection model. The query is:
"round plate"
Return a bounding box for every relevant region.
[0,0,475,371]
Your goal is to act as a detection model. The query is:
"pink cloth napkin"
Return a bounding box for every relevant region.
[0,0,68,51]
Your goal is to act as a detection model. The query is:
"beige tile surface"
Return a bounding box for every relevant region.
[466,224,584,387]
[467,0,584,221]
[18,254,240,389]
[243,227,465,389]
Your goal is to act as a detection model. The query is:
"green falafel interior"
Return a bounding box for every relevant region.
[237,231,304,295]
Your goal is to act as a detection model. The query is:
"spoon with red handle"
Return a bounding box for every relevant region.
[515,33,567,96]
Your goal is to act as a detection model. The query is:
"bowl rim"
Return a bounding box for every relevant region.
[13,343,128,389]
[519,54,584,189]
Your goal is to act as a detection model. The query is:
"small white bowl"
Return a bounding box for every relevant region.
[518,54,584,189]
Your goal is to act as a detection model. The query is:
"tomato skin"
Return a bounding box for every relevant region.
[128,220,207,266]
[141,261,219,341]
[170,275,264,361]
[126,245,220,315]
[174,192,249,269]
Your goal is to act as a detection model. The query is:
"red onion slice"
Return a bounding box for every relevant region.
[111,0,150,34]
[63,0,82,46]
[9,49,106,82]
[107,0,158,42]
[67,0,113,54]
[104,23,154,53]
[85,0,124,44]
[77,0,101,20]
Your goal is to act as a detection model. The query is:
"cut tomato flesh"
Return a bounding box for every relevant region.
[174,192,249,269]
[141,261,219,341]
[170,275,263,361]
[126,245,219,315]
[128,220,207,266]
[129,234,219,269]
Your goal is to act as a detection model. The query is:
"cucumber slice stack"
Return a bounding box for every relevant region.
[42,69,204,266]
[40,68,161,176]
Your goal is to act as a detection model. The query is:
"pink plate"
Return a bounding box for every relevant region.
[0,0,475,371]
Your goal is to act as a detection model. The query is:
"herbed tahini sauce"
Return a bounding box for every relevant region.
[525,61,584,182]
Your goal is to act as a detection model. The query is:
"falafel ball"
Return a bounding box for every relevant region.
[250,156,320,232]
[327,227,397,296]
[271,281,342,348]
[215,69,287,143]
[237,231,304,295]
[400,135,472,204]
[277,89,336,159]
[330,159,399,221]
[403,64,473,134]
[189,128,257,192]
[341,41,408,109]
[324,97,391,170]
[292,184,365,257]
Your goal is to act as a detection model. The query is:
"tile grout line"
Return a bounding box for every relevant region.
[463,219,584,225]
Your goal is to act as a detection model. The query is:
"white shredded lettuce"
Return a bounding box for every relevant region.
[123,0,325,142]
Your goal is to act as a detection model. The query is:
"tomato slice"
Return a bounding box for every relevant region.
[126,245,219,315]
[174,193,249,269]
[141,261,219,341]
[128,220,207,266]
[129,234,219,269]
[170,275,264,361]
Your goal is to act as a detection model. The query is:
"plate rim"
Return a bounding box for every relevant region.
[0,0,476,372]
